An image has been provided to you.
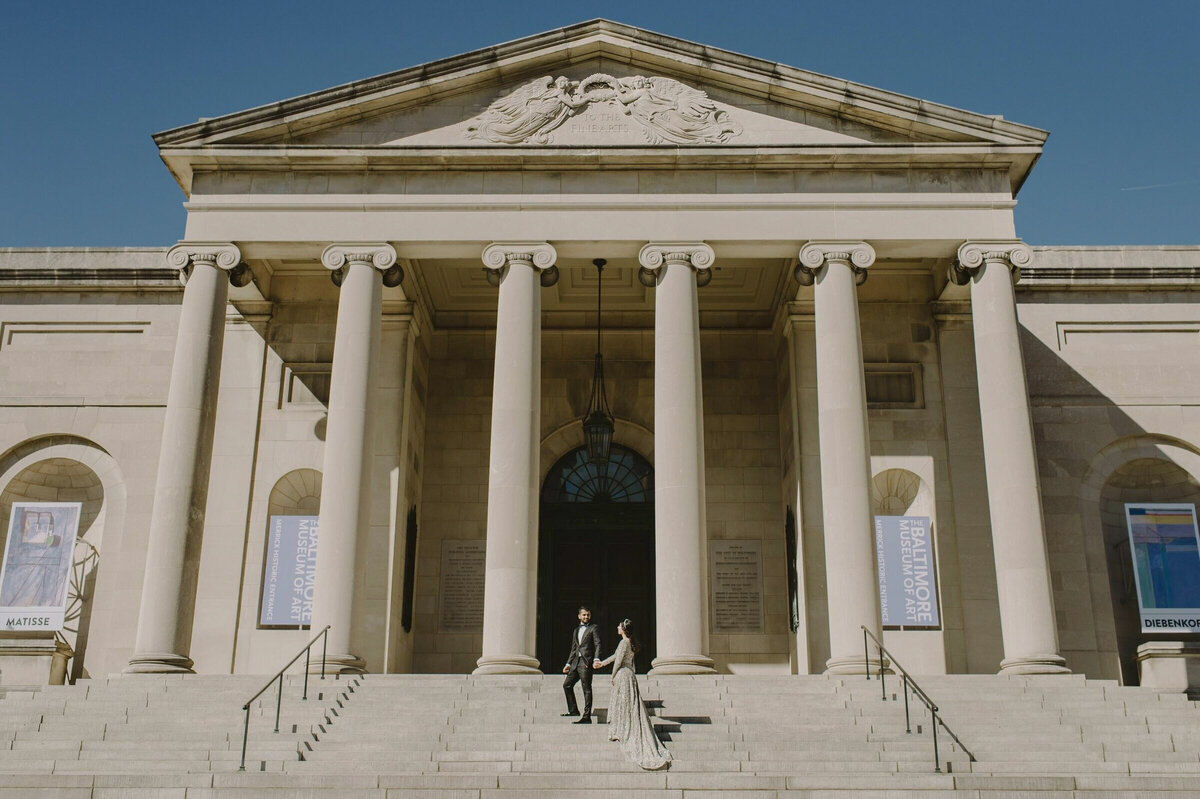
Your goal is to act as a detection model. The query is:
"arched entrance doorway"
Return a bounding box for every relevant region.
[1099,457,1200,685]
[537,444,655,672]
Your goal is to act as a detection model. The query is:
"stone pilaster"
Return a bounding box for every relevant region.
[310,244,402,674]
[474,243,558,675]
[126,243,246,674]
[952,241,1068,674]
[797,241,883,675]
[639,243,717,676]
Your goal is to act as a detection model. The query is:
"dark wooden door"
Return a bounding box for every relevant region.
[538,504,655,672]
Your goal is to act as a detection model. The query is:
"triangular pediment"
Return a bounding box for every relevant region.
[158,20,1045,149]
[276,57,905,148]
[155,20,1046,192]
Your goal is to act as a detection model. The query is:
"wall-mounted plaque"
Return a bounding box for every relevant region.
[709,540,764,633]
[438,539,486,632]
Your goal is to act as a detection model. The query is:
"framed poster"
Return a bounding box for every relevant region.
[0,502,81,631]
[1125,503,1200,633]
[259,515,319,629]
[874,515,940,630]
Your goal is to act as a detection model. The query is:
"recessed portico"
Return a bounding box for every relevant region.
[119,19,1070,679]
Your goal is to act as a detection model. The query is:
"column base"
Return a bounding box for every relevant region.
[473,655,540,675]
[824,654,889,676]
[648,654,716,675]
[998,654,1070,675]
[1137,641,1200,696]
[123,652,195,674]
[309,652,366,675]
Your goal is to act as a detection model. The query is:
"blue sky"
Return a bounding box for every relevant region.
[2,0,1196,246]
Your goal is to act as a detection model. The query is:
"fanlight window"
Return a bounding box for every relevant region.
[542,445,652,503]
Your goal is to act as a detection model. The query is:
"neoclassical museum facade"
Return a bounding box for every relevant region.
[1,21,1197,686]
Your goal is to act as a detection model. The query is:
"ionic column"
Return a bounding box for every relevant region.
[795,241,882,675]
[639,243,717,676]
[310,244,403,673]
[951,242,1068,674]
[127,243,250,673]
[474,243,558,675]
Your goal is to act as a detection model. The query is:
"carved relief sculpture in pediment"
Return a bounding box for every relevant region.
[465,74,743,145]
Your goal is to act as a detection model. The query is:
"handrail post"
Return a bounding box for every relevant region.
[932,708,941,772]
[863,628,870,681]
[857,625,973,771]
[239,704,250,771]
[238,625,334,774]
[274,673,283,733]
[878,643,886,701]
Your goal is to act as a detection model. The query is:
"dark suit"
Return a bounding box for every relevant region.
[563,622,601,716]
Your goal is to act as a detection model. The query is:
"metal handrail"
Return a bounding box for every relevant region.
[860,626,975,772]
[238,625,330,771]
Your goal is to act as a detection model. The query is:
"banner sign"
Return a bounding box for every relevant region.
[1125,503,1200,633]
[874,515,940,629]
[0,502,81,631]
[259,515,319,628]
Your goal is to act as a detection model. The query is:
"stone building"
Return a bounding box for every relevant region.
[0,20,1197,688]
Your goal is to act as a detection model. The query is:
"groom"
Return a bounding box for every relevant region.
[562,605,601,723]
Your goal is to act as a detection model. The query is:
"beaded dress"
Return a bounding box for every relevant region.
[598,638,671,770]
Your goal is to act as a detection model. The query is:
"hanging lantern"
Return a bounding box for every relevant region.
[582,258,615,465]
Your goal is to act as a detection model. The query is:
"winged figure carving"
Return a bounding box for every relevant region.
[465,76,586,145]
[464,74,742,145]
[611,76,742,144]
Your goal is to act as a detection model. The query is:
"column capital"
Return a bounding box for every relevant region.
[167,242,250,287]
[795,241,875,286]
[637,243,715,287]
[482,242,559,287]
[322,243,403,287]
[950,240,1033,285]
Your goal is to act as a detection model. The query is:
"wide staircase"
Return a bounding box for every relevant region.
[0,672,1195,796]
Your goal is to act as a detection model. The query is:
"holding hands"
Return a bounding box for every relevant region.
[592,659,602,669]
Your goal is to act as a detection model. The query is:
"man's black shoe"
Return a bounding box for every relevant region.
[573,716,592,724]
[561,711,579,717]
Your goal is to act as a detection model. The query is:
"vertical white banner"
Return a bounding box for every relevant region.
[259,515,319,628]
[874,515,940,629]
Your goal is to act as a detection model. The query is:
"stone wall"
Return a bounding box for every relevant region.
[0,249,179,678]
[1018,256,1200,679]
[414,327,793,673]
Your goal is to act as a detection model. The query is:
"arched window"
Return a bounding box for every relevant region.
[541,445,652,503]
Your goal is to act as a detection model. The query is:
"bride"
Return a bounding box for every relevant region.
[593,619,672,770]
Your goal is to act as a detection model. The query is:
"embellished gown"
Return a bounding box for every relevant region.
[598,638,672,770]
